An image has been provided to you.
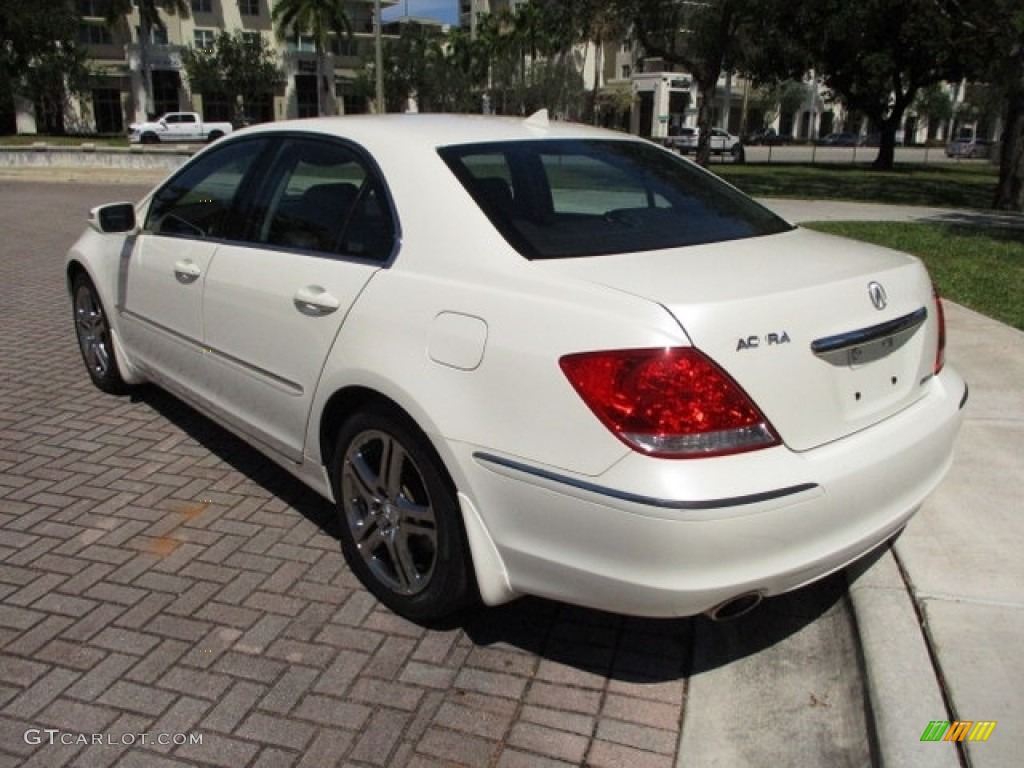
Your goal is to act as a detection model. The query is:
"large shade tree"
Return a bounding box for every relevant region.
[272,0,353,116]
[0,0,91,133]
[103,0,191,119]
[614,0,757,166]
[183,30,284,126]
[939,0,1024,210]
[751,0,964,170]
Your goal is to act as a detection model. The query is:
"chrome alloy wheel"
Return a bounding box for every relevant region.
[74,282,112,378]
[340,429,439,596]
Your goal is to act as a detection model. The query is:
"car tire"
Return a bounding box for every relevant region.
[207,131,223,143]
[71,272,128,394]
[140,133,159,145]
[330,405,476,622]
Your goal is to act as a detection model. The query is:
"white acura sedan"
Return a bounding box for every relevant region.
[66,113,966,621]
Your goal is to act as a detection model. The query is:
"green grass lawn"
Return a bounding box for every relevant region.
[717,163,999,210]
[804,221,1024,330]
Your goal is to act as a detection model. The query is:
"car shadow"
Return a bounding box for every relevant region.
[133,384,340,540]
[135,384,847,684]
[459,573,848,683]
[925,211,1024,232]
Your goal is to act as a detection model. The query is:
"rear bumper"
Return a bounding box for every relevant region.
[455,366,966,617]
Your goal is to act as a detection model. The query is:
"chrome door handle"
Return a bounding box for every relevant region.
[173,260,201,282]
[293,286,341,314]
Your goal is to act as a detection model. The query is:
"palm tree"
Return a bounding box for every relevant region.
[584,6,629,125]
[272,0,353,116]
[103,0,190,120]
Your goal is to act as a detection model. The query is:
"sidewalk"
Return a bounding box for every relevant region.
[763,198,1024,767]
[761,197,1024,230]
[855,302,1023,768]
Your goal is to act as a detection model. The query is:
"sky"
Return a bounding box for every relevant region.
[382,0,460,25]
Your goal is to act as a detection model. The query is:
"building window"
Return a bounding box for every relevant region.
[239,0,259,15]
[194,29,216,51]
[76,0,103,17]
[621,65,632,79]
[191,0,213,12]
[288,35,316,53]
[78,23,113,45]
[242,32,262,47]
[139,25,170,45]
[331,37,360,57]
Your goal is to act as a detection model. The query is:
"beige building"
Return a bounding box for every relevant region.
[30,0,399,135]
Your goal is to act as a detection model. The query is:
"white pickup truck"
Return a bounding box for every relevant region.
[664,127,744,160]
[129,112,233,144]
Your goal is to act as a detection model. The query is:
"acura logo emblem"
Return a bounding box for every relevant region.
[868,281,888,310]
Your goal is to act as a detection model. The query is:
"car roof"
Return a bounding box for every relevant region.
[233,111,634,152]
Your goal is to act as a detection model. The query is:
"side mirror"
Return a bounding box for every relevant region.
[89,202,137,234]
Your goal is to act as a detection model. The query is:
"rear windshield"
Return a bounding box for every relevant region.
[438,139,791,260]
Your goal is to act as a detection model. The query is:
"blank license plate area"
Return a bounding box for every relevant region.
[847,333,898,368]
[840,330,921,413]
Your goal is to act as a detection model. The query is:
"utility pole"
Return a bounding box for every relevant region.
[374,0,385,112]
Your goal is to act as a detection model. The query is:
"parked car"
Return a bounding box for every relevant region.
[745,128,793,146]
[815,132,865,147]
[665,126,745,159]
[67,113,966,622]
[129,111,233,144]
[946,137,991,159]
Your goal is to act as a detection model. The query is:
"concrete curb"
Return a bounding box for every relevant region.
[0,147,189,185]
[846,549,959,768]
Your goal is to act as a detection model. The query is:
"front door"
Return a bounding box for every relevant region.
[119,137,270,397]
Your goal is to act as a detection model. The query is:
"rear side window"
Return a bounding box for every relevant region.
[440,139,791,259]
[247,137,396,261]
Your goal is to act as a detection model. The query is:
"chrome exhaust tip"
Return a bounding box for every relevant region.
[704,592,763,622]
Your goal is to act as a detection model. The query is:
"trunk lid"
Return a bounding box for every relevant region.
[541,228,940,451]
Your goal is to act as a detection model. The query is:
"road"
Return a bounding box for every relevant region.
[0,180,873,767]
[709,144,991,166]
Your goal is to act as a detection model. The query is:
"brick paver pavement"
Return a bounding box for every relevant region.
[0,181,693,767]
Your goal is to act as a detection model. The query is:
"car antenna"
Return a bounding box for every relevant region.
[524,109,550,129]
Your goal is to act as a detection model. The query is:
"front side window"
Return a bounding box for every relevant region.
[440,139,791,259]
[247,138,395,261]
[146,138,268,239]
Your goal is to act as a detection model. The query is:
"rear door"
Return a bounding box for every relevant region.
[167,113,199,141]
[201,136,395,462]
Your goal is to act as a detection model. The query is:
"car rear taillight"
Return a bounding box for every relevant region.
[933,284,946,375]
[559,347,780,458]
